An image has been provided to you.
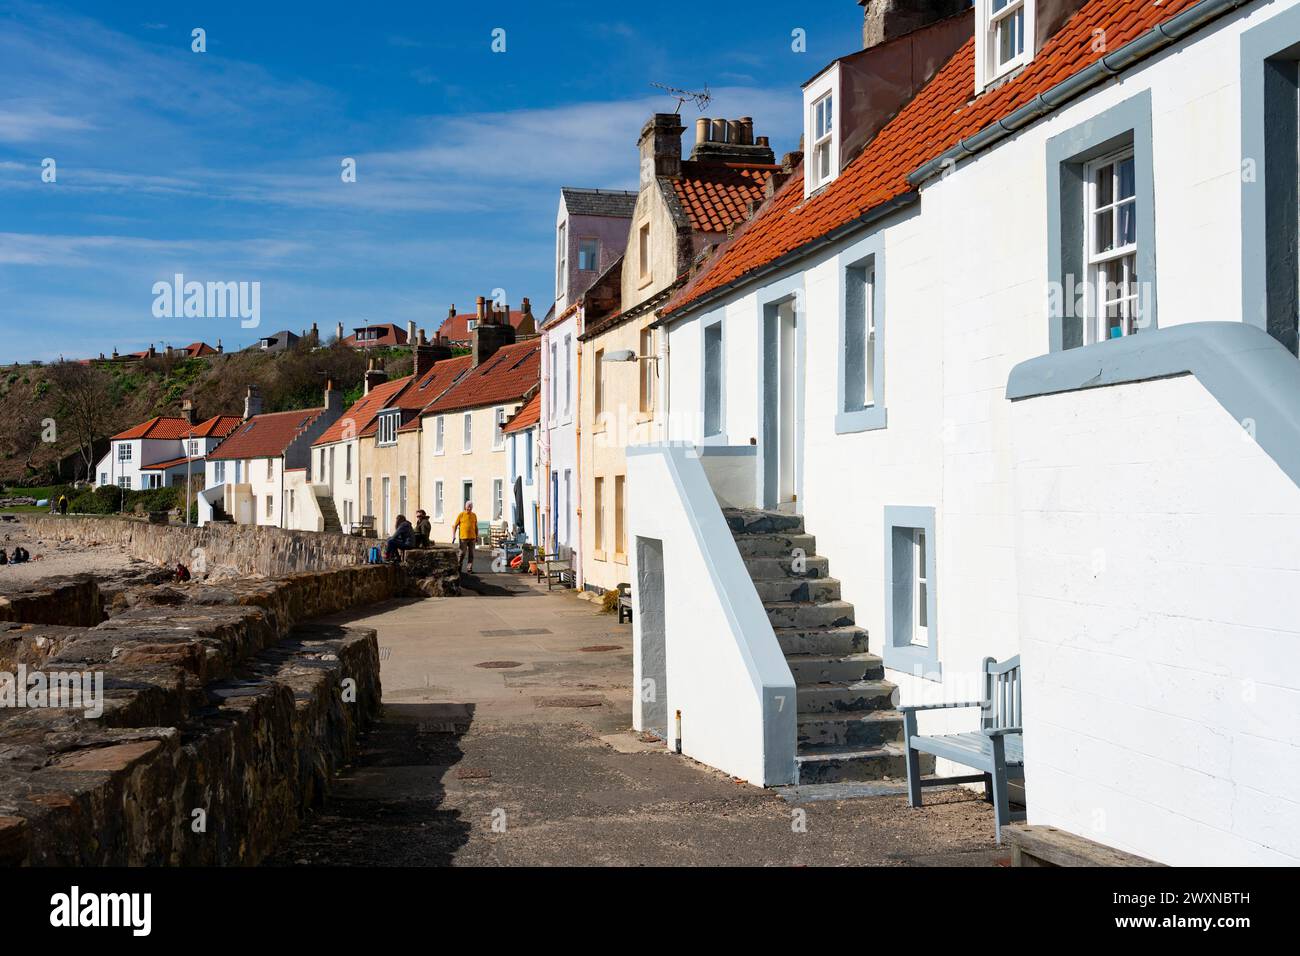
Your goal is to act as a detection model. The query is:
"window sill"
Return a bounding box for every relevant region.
[882,643,942,682]
[613,552,628,565]
[593,549,607,562]
[699,432,730,447]
[834,405,888,434]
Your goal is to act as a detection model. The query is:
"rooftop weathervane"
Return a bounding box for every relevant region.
[651,83,712,115]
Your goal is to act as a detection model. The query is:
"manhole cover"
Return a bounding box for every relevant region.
[475,660,523,669]
[455,767,492,780]
[579,645,622,652]
[536,695,604,708]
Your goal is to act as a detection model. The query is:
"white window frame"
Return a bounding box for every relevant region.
[637,222,651,285]
[977,0,1035,91]
[578,238,599,272]
[435,480,444,521]
[1084,147,1140,343]
[493,478,504,521]
[639,327,656,413]
[563,334,573,416]
[493,406,506,450]
[912,528,929,647]
[803,67,839,195]
[117,443,133,463]
[399,475,407,518]
[377,410,398,446]
[557,220,567,299]
[462,412,473,453]
[435,415,445,455]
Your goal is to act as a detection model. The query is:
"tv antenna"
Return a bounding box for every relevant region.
[651,83,712,114]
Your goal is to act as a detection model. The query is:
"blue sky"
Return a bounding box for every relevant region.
[0,0,858,362]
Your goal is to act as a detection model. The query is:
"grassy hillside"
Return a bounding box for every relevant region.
[0,343,415,487]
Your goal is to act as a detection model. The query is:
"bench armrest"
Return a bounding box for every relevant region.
[898,701,984,714]
[983,726,1022,737]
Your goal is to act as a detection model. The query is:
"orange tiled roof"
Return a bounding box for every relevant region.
[111,417,196,441]
[502,392,541,434]
[210,408,326,460]
[423,340,540,415]
[395,356,474,433]
[672,162,780,234]
[437,310,531,343]
[191,415,243,439]
[664,0,1203,317]
[313,377,408,446]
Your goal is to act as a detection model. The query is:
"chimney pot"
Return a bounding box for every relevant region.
[740,117,754,145]
[711,118,728,143]
[728,119,744,144]
[695,117,710,145]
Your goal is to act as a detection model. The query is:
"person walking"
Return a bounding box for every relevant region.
[452,500,479,573]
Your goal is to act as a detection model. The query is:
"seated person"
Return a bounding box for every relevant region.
[412,509,431,548]
[385,515,413,562]
[175,562,191,582]
[0,549,7,565]
[10,546,29,564]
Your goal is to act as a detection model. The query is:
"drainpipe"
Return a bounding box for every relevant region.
[574,331,584,590]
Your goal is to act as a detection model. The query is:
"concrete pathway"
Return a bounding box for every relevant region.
[266,573,1005,866]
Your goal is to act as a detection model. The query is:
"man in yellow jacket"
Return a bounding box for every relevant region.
[452,501,479,573]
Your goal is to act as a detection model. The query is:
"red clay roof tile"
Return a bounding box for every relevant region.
[423,340,540,416]
[209,408,326,460]
[664,0,1202,316]
[502,392,541,433]
[672,162,780,234]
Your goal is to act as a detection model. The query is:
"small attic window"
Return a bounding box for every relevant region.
[803,65,840,196]
[978,0,1036,91]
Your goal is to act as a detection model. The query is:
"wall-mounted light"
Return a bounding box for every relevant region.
[602,349,658,364]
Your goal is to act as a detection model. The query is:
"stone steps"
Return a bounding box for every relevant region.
[318,495,343,534]
[796,679,897,714]
[797,709,904,750]
[786,652,883,684]
[795,744,923,784]
[764,600,855,630]
[732,532,817,558]
[727,506,914,786]
[774,625,870,656]
[753,577,841,604]
[742,555,831,579]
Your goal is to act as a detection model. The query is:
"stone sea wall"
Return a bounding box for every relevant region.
[0,565,403,865]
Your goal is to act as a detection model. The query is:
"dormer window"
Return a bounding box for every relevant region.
[812,93,834,186]
[978,0,1035,91]
[803,65,840,196]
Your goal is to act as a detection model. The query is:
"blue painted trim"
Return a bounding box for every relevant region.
[1241,4,1300,353]
[1044,90,1156,352]
[882,504,941,682]
[836,232,888,434]
[1007,321,1300,489]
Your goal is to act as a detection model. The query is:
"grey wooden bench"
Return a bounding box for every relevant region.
[617,582,633,624]
[540,558,574,590]
[901,654,1025,843]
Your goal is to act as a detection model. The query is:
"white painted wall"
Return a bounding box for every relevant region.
[670,3,1289,738]
[627,445,796,786]
[1010,374,1300,866]
[661,2,1300,808]
[541,310,580,569]
[507,424,540,545]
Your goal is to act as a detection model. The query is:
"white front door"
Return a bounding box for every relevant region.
[777,299,799,511]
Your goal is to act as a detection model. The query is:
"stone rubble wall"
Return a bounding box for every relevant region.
[0,564,406,865]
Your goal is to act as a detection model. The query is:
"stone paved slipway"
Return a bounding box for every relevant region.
[266,573,1006,867]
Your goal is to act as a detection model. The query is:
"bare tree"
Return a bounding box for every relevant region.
[47,362,113,481]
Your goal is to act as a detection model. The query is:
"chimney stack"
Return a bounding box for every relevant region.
[858,0,968,49]
[181,398,197,425]
[324,377,343,416]
[364,358,388,395]
[689,117,776,165]
[336,321,345,343]
[638,113,686,183]
[471,296,517,367]
[216,338,223,353]
[406,319,417,344]
[243,385,263,420]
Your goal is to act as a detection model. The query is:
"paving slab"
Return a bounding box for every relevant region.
[268,573,1005,867]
